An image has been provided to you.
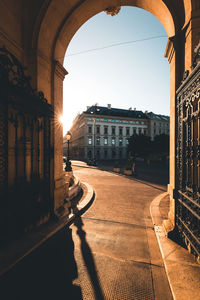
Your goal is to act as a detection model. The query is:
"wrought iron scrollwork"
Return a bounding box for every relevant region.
[176,60,200,260]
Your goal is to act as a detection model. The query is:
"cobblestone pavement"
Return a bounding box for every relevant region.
[71,166,173,300]
[0,165,173,300]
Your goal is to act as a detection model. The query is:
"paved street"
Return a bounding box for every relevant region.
[71,165,172,299]
[0,164,173,300]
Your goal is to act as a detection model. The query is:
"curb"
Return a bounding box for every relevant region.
[0,182,95,277]
[150,192,175,299]
[67,181,95,224]
[68,174,82,200]
[150,192,200,300]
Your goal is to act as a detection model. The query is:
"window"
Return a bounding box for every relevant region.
[119,138,123,146]
[87,150,92,158]
[119,127,123,135]
[88,126,92,133]
[112,150,116,158]
[133,129,137,135]
[88,137,92,145]
[119,150,122,158]
[144,129,147,135]
[111,138,115,146]
[139,128,142,135]
[104,150,107,158]
[96,150,100,158]
[126,139,129,145]
[112,127,115,135]
[126,128,130,136]
[104,126,108,134]
[96,126,100,134]
[104,137,108,145]
[96,137,100,145]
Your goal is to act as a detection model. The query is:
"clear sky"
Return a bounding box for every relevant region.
[63,6,170,135]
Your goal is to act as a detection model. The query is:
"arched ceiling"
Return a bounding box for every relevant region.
[35,0,188,65]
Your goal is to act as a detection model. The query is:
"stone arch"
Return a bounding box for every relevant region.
[37,0,177,66]
[33,0,193,220]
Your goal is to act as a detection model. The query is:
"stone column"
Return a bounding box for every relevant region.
[164,8,200,232]
[164,31,185,232]
[184,5,200,70]
[53,60,68,217]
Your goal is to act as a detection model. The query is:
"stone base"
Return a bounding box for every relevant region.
[163,218,174,236]
[124,169,132,175]
[113,167,120,173]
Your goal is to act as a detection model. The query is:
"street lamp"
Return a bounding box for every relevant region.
[65,131,72,172]
[93,118,96,165]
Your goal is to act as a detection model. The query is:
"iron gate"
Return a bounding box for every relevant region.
[176,52,200,260]
[0,47,53,240]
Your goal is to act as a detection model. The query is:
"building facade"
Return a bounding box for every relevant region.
[146,112,170,141]
[65,105,169,161]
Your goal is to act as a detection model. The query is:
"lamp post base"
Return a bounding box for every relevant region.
[65,158,72,172]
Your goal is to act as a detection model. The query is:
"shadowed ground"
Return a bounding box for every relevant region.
[0,163,172,300]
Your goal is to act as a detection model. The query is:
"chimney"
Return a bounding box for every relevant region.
[129,107,132,111]
[145,110,148,114]
[107,104,111,109]
[87,106,90,110]
[134,107,136,111]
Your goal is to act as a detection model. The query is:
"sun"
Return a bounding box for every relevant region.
[59,114,73,136]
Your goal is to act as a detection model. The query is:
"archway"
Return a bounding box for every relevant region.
[34,0,193,226]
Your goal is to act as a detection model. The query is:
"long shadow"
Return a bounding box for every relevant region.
[0,227,82,299]
[73,212,105,300]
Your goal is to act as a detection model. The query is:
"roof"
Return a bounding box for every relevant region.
[146,112,170,121]
[84,105,148,119]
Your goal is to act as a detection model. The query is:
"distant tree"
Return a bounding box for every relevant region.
[152,134,169,161]
[128,133,169,163]
[128,134,152,160]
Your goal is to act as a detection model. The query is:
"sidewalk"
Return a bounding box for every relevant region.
[151,192,200,300]
[1,168,199,300]
[0,182,95,277]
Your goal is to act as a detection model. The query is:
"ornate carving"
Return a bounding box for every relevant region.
[0,47,53,117]
[176,56,200,259]
[182,70,189,82]
[191,41,200,69]
[0,47,53,238]
[104,6,121,16]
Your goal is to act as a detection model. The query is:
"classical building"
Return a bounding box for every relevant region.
[65,105,169,161]
[146,112,170,140]
[0,1,200,262]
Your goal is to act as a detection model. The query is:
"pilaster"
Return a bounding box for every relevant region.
[53,60,68,217]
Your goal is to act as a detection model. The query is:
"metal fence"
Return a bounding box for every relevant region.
[0,47,53,240]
